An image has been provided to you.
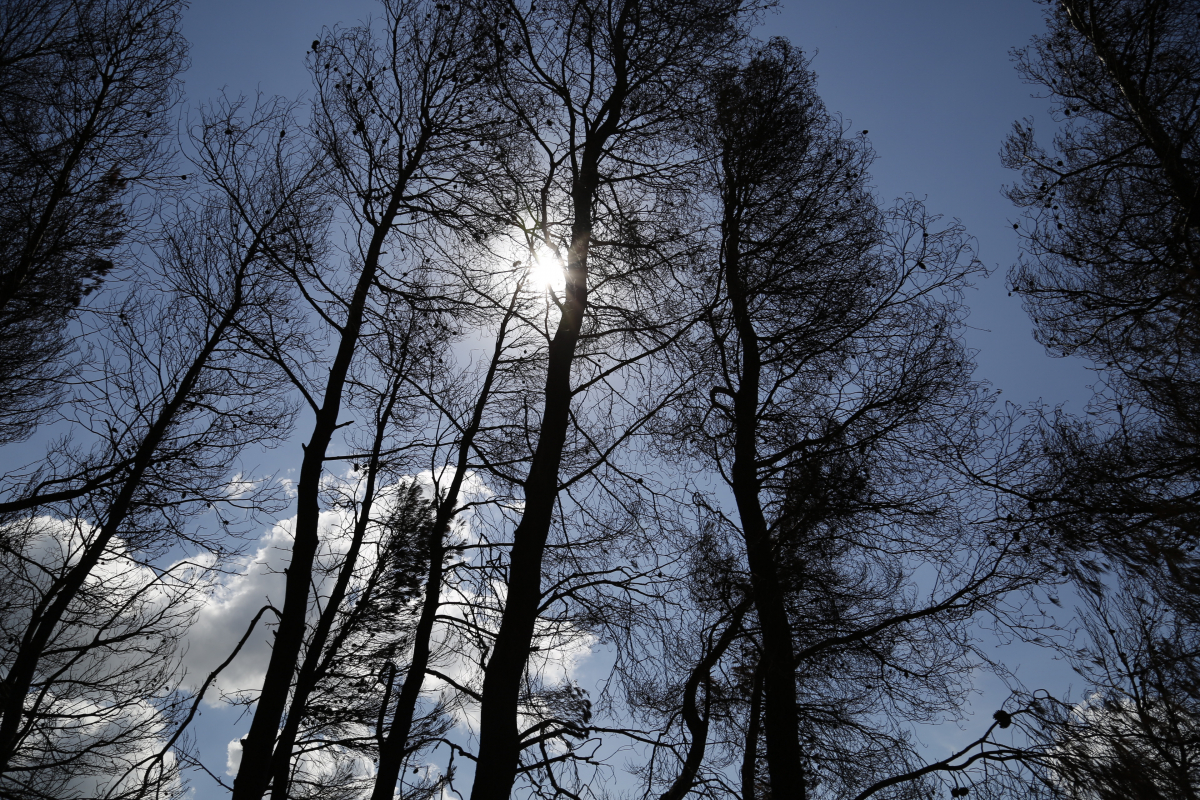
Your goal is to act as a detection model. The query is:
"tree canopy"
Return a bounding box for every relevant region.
[0,1,1196,799]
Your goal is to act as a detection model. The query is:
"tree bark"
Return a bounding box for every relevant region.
[467,162,600,800]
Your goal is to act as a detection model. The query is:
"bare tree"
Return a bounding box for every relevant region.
[0,0,187,443]
[225,2,506,796]
[1012,586,1200,800]
[456,0,764,796]
[0,93,313,795]
[1,3,1158,799]
[1002,0,1200,617]
[0,515,207,800]
[659,38,1044,800]
[999,6,1200,793]
[649,548,752,800]
[264,323,424,800]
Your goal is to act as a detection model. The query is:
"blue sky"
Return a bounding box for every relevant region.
[173,0,1093,792]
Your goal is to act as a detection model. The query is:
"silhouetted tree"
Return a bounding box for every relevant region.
[0,94,308,797]
[1003,0,1200,616]
[0,0,186,443]
[1001,6,1200,792]
[226,2,505,796]
[460,0,763,796]
[266,319,430,800]
[0,514,204,800]
[1012,585,1200,799]
[1,2,1159,798]
[671,38,1041,800]
[625,517,753,800]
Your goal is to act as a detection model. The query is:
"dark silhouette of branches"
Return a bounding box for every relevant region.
[0,0,186,444]
[1003,0,1200,617]
[226,2,507,796]
[461,0,763,796]
[0,89,311,798]
[656,38,1042,800]
[996,4,1200,796]
[0,2,1170,798]
[1009,586,1200,799]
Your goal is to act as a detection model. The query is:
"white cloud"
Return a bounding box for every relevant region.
[181,469,426,701]
[224,472,258,499]
[0,516,206,798]
[173,467,594,771]
[1,462,602,798]
[227,730,376,791]
[225,737,242,777]
[45,696,183,798]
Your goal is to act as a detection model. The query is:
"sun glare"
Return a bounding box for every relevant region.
[528,249,566,293]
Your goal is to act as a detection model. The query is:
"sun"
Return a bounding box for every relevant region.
[528,248,566,293]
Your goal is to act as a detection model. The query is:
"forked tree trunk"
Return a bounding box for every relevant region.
[659,600,749,800]
[269,359,409,800]
[232,193,408,800]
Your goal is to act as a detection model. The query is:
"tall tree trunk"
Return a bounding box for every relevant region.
[231,202,402,800]
[0,286,243,773]
[741,658,764,800]
[369,288,520,800]
[229,89,437,786]
[467,187,595,800]
[467,5,641,793]
[723,204,806,800]
[269,356,408,800]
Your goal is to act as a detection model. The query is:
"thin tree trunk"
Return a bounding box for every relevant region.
[0,286,244,773]
[370,287,521,800]
[268,354,409,800]
[741,658,764,800]
[467,13,629,796]
[232,136,429,799]
[232,208,401,800]
[468,198,594,800]
[659,599,749,800]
